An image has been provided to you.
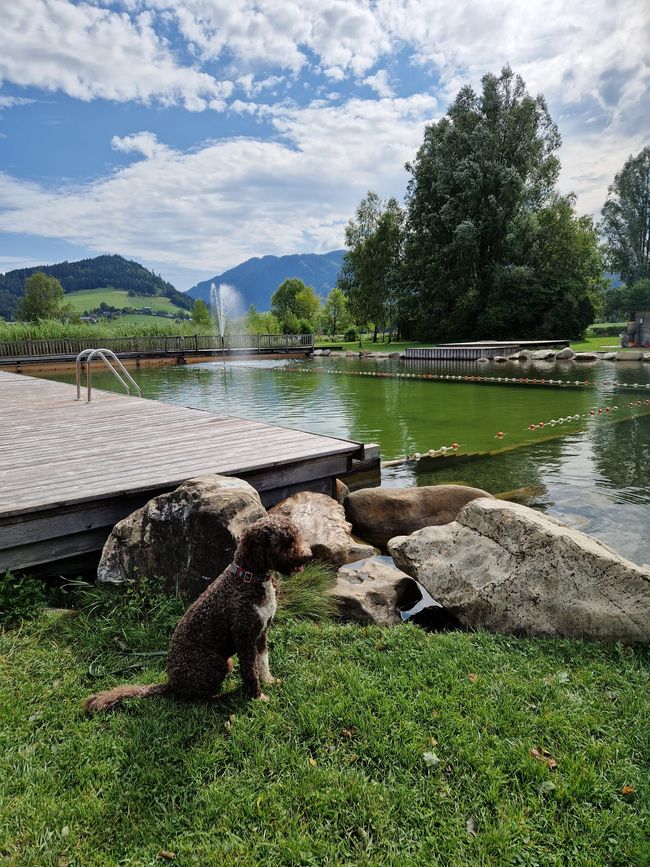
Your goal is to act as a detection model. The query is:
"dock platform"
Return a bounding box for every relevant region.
[0,371,372,574]
[405,340,570,361]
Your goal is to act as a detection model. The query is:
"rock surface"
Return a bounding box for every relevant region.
[345,484,492,549]
[331,555,421,625]
[617,351,645,361]
[98,475,268,600]
[573,352,598,361]
[555,347,575,360]
[602,352,618,361]
[270,491,377,565]
[532,349,556,360]
[389,497,650,642]
[335,478,350,505]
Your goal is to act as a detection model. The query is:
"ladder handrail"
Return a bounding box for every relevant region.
[76,348,143,402]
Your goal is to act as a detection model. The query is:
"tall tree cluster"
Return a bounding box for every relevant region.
[340,67,605,341]
[600,147,650,288]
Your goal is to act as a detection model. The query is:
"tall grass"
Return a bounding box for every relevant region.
[0,318,214,341]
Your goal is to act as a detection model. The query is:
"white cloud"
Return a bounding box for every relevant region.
[0,95,35,108]
[363,69,395,98]
[0,0,233,110]
[0,94,438,284]
[111,132,167,159]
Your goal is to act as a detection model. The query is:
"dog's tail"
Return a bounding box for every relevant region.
[84,682,169,714]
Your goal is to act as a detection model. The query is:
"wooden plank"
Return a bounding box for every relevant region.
[0,529,112,572]
[0,496,154,549]
[0,441,353,503]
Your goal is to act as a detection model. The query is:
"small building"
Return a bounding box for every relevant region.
[622,303,650,347]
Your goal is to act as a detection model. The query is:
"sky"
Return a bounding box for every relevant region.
[0,1,648,291]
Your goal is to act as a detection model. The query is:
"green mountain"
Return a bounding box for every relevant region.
[0,254,191,320]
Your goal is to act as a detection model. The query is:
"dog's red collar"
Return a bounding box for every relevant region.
[231,563,270,584]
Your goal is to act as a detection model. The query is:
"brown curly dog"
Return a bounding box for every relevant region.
[84,516,312,713]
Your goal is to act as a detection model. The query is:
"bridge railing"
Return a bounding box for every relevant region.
[0,333,314,358]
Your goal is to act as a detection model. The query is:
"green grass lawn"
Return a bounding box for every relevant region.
[1,586,647,866]
[65,288,184,315]
[570,335,623,352]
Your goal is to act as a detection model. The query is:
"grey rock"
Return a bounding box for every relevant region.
[345,484,492,550]
[555,347,575,360]
[492,355,508,363]
[98,475,267,601]
[270,491,377,565]
[602,352,618,361]
[617,351,645,361]
[331,555,421,626]
[573,352,599,361]
[532,349,556,360]
[477,356,490,363]
[312,349,323,356]
[389,498,650,643]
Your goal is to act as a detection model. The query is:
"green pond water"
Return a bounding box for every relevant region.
[42,356,650,565]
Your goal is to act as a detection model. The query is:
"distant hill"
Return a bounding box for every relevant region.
[0,254,191,320]
[187,250,346,309]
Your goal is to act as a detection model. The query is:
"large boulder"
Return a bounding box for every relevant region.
[270,491,377,565]
[617,351,645,361]
[532,349,556,360]
[389,498,650,643]
[331,556,421,626]
[345,484,492,549]
[555,347,575,360]
[98,475,267,600]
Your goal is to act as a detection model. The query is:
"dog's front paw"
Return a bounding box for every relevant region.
[257,692,270,702]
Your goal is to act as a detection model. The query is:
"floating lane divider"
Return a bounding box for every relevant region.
[383,400,650,468]
[226,362,650,392]
[525,399,650,432]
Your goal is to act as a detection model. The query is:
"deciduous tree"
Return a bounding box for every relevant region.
[191,299,212,327]
[320,288,351,336]
[600,146,650,286]
[339,192,403,341]
[17,272,66,322]
[402,66,564,340]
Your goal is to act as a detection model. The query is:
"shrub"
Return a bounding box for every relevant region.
[344,325,359,341]
[0,571,49,626]
[588,323,625,336]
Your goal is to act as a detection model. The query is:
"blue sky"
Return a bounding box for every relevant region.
[0,1,648,291]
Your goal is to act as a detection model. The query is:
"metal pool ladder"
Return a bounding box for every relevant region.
[76,348,142,402]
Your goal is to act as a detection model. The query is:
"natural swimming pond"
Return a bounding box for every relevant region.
[41,355,650,565]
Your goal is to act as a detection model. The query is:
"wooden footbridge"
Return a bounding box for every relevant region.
[0,370,376,575]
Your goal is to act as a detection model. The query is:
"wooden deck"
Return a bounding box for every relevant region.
[0,371,372,574]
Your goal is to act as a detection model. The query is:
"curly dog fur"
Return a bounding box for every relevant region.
[84,516,311,713]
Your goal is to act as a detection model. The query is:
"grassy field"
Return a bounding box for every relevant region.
[0,579,647,866]
[64,288,184,314]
